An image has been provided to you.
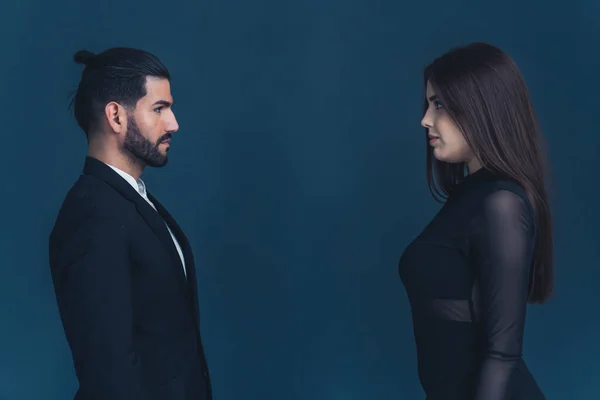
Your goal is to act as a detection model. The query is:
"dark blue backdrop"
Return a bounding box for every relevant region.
[1,0,598,399]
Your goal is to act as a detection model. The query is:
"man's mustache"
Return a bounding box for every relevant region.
[157,133,173,145]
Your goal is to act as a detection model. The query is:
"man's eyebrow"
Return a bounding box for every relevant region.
[152,100,172,107]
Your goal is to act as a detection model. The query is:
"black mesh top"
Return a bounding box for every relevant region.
[398,168,545,400]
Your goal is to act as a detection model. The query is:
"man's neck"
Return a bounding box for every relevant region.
[88,146,144,180]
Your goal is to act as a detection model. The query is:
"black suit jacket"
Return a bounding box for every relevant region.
[49,156,212,400]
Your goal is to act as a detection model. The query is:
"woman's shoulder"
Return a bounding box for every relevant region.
[479,175,531,211]
[454,170,529,208]
[472,176,536,235]
[462,173,535,235]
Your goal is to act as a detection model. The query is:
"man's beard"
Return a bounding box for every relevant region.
[123,116,171,168]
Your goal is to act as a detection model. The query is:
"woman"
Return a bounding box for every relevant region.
[398,42,552,400]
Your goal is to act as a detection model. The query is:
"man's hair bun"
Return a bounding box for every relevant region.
[73,50,95,66]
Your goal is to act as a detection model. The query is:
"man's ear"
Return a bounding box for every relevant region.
[104,102,127,134]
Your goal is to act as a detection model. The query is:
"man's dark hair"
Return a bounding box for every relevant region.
[71,47,170,137]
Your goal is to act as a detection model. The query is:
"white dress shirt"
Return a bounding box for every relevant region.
[106,163,187,279]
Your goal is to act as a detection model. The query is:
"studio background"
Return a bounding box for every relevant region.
[1,0,598,399]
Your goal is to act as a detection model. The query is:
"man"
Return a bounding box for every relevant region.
[49,47,212,400]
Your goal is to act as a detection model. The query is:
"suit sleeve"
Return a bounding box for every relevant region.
[470,189,535,400]
[50,211,147,400]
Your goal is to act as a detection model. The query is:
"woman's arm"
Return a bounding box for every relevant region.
[470,189,535,400]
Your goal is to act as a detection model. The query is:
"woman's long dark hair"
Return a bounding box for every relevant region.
[424,42,553,304]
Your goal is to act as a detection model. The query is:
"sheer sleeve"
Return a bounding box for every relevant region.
[470,189,535,400]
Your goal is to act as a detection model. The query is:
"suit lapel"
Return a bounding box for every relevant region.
[149,193,200,322]
[135,197,188,287]
[82,157,188,289]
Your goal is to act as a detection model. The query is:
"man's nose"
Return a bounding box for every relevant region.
[168,113,179,133]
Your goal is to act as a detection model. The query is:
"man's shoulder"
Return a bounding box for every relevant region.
[48,174,135,264]
[56,174,132,222]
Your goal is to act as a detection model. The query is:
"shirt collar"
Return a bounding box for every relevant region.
[105,163,148,198]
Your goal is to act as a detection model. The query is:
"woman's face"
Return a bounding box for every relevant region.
[421,81,480,171]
